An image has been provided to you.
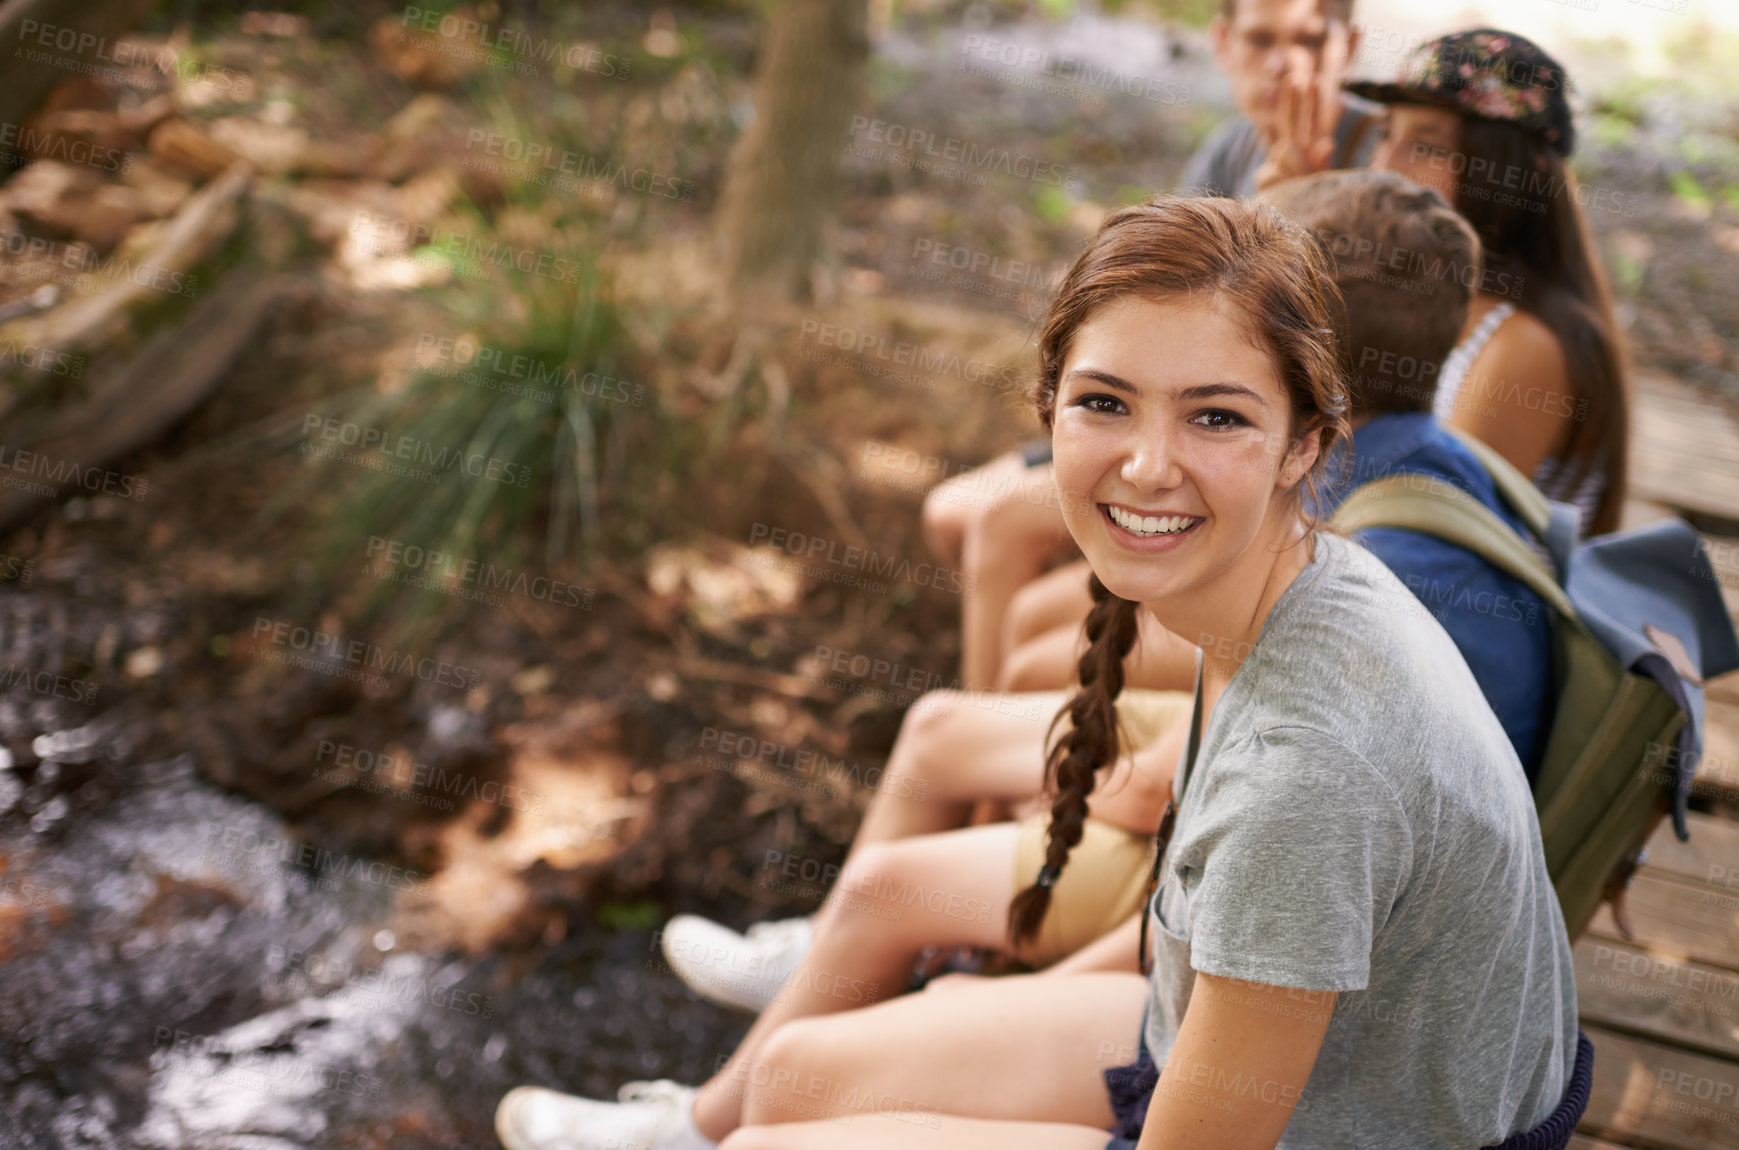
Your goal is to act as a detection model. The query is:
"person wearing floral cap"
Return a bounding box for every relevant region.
[1270,28,1631,537]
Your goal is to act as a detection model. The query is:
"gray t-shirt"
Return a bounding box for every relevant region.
[1177,95,1383,198]
[1144,531,1578,1147]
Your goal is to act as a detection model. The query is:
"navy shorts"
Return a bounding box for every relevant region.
[1101,1028,1158,1150]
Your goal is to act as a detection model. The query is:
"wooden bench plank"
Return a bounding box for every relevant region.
[1705,695,1739,759]
[1580,1026,1739,1149]
[1702,533,1739,625]
[1575,935,1739,1060]
[1630,376,1739,524]
[1690,698,1739,800]
[1633,811,1739,888]
[1586,872,1739,973]
[1620,498,1679,533]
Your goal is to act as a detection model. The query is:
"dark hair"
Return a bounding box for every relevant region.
[1262,169,1481,420]
[1009,196,1350,945]
[1219,0,1355,25]
[1452,116,1631,535]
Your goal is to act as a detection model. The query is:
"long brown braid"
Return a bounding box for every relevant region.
[1007,573,1140,944]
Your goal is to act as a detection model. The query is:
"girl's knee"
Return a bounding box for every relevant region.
[1003,577,1056,650]
[829,842,918,924]
[997,636,1073,694]
[921,489,972,565]
[739,1019,839,1125]
[895,691,973,767]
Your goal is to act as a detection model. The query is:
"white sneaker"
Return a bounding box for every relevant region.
[495,1079,714,1150]
[658,915,815,1014]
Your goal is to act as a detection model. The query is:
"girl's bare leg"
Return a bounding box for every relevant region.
[921,450,1030,569]
[1002,559,1096,656]
[997,622,1090,695]
[692,823,1033,1140]
[731,971,1147,1131]
[847,690,1064,856]
[957,466,1078,689]
[720,1114,1113,1150]
[999,610,1199,695]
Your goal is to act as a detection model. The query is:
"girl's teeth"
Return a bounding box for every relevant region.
[1111,508,1194,536]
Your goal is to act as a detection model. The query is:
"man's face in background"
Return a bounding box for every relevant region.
[1211,0,1357,141]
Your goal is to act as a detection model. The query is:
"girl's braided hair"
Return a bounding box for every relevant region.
[1008,195,1350,945]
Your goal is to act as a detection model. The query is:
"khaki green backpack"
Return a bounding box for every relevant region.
[1333,431,1737,940]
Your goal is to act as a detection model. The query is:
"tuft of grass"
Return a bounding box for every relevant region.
[256,173,765,648]
[264,218,653,643]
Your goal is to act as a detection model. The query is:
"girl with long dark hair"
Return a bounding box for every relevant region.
[1263,29,1631,536]
[1351,29,1631,536]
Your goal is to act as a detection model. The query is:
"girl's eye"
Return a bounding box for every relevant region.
[1192,409,1249,430]
[1073,393,1126,415]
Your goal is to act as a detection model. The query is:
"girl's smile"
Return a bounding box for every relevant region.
[1101,505,1203,548]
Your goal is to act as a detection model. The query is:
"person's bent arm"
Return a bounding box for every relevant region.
[1137,974,1335,1150]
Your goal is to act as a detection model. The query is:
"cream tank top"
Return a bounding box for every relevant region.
[1434,303,1604,536]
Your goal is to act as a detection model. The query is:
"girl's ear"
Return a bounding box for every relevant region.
[1280,426,1322,489]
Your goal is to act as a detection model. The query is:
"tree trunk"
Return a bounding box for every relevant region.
[714,0,869,304]
[0,0,157,136]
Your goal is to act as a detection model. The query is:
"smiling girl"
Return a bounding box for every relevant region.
[693,194,1586,1150]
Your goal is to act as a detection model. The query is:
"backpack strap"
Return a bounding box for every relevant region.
[1441,427,1583,568]
[1332,474,1576,620]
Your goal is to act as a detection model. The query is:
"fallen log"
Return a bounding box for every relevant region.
[0,160,252,424]
[0,267,288,534]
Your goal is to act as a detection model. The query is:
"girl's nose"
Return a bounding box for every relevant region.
[1120,429,1184,492]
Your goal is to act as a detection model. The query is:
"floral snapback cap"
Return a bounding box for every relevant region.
[1345,28,1575,158]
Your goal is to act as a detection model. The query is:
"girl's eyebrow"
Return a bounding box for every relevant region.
[1065,369,1267,409]
[1067,367,1138,394]
[1178,381,1267,408]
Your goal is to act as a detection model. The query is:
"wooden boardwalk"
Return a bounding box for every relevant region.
[1567,374,1739,1150]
